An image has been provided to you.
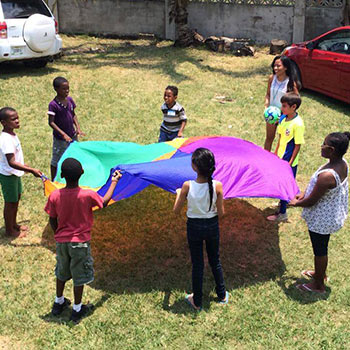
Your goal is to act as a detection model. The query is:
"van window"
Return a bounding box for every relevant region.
[1,0,51,19]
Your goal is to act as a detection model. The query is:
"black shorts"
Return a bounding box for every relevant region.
[309,230,330,257]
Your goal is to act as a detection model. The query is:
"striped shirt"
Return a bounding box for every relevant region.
[160,102,187,133]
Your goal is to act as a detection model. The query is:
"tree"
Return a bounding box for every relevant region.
[168,0,194,47]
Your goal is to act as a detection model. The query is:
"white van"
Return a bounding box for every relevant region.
[0,0,62,67]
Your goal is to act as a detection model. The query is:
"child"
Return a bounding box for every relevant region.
[174,148,228,310]
[0,107,42,238]
[158,85,187,142]
[290,132,349,294]
[48,77,85,181]
[267,92,305,222]
[264,56,299,152]
[45,158,122,323]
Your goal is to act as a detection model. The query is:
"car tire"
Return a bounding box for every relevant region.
[23,59,48,68]
[290,61,302,90]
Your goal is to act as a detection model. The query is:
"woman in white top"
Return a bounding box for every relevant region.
[174,148,228,310]
[264,56,299,151]
[290,132,349,294]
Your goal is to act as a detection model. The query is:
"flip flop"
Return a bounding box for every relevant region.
[301,270,329,282]
[185,294,202,311]
[218,291,229,305]
[296,283,325,294]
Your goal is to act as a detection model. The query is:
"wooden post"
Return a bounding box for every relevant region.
[292,0,306,43]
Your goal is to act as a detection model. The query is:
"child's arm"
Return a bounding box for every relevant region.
[49,217,58,232]
[264,75,273,108]
[6,154,41,177]
[173,181,189,215]
[73,114,85,136]
[48,114,72,142]
[216,181,225,218]
[289,172,336,207]
[102,170,122,207]
[177,120,187,138]
[288,144,301,166]
[274,135,281,155]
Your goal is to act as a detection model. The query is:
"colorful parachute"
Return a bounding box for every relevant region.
[44,136,299,206]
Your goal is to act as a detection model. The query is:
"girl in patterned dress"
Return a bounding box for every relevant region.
[289,132,349,293]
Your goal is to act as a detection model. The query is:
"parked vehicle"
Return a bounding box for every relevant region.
[0,0,62,68]
[283,26,350,104]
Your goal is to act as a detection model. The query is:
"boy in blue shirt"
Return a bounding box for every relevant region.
[267,93,305,222]
[158,86,187,142]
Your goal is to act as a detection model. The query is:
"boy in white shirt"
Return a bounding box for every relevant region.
[0,107,42,238]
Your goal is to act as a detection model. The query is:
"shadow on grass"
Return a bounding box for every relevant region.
[49,40,268,83]
[277,276,330,304]
[39,294,111,326]
[301,88,349,115]
[41,186,285,313]
[0,61,61,78]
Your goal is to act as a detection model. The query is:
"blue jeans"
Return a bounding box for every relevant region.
[187,216,226,308]
[158,129,178,142]
[279,165,298,214]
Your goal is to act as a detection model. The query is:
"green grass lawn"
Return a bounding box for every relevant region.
[0,35,349,350]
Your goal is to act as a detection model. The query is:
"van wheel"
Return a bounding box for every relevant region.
[23,59,48,68]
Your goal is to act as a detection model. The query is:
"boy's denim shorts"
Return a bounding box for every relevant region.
[51,136,76,167]
[0,174,22,203]
[55,241,94,286]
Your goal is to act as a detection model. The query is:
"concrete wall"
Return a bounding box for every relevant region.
[57,0,345,44]
[58,0,165,37]
[187,3,294,44]
[305,7,344,40]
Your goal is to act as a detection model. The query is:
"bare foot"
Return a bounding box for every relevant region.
[14,224,29,232]
[6,230,27,238]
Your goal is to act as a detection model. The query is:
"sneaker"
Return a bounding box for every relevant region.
[267,213,288,222]
[70,304,94,323]
[218,291,229,305]
[51,298,71,316]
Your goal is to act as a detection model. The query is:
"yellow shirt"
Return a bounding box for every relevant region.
[277,114,305,167]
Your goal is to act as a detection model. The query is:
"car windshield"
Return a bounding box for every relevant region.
[1,0,51,19]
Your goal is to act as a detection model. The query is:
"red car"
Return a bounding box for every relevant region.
[283,26,350,104]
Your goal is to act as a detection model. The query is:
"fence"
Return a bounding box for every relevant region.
[54,0,345,44]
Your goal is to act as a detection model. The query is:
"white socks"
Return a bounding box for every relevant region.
[55,296,64,304]
[73,303,82,312]
[55,296,82,312]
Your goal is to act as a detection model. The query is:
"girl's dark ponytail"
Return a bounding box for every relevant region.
[207,163,216,211]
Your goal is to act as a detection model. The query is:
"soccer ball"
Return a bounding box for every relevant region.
[264,106,281,124]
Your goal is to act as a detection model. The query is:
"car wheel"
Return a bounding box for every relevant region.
[290,61,302,90]
[23,59,48,68]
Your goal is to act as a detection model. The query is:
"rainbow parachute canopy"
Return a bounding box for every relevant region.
[44,136,299,205]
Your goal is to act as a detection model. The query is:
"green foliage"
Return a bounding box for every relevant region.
[0,35,349,350]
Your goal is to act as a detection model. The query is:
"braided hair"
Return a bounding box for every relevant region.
[191,148,216,211]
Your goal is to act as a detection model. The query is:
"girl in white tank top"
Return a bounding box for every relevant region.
[173,148,228,310]
[264,56,299,152]
[290,132,349,294]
